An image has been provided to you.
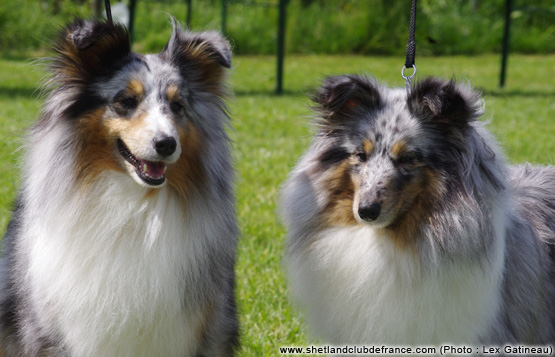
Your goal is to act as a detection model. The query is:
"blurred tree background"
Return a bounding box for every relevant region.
[1,0,554,56]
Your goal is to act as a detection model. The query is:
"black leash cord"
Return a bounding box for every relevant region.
[402,0,417,87]
[405,0,417,69]
[105,0,113,24]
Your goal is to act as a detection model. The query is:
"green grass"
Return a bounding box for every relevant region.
[1,54,554,355]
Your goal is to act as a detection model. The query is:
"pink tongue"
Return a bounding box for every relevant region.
[139,159,166,177]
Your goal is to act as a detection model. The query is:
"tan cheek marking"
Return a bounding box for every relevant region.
[75,108,123,188]
[104,112,149,151]
[391,141,407,157]
[386,167,444,250]
[393,174,425,217]
[319,161,358,228]
[362,140,374,156]
[166,123,205,199]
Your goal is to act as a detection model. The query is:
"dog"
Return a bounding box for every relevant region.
[281,75,555,347]
[0,19,238,356]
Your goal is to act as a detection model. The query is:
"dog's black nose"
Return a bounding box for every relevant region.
[358,203,381,222]
[154,136,177,157]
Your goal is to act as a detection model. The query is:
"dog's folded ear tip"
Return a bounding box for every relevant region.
[219,55,232,69]
[67,30,93,51]
[409,77,484,127]
[66,19,104,51]
[314,74,381,115]
[53,18,131,81]
[164,29,232,70]
[63,19,129,52]
[69,31,94,51]
[200,31,232,69]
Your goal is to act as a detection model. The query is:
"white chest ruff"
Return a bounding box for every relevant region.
[21,172,208,356]
[287,226,504,345]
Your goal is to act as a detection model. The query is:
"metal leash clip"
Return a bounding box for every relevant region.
[401,64,416,88]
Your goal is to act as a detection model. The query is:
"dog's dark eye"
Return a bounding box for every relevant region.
[170,101,184,113]
[356,152,368,162]
[119,97,138,110]
[396,153,419,165]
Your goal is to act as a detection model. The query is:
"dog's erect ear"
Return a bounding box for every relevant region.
[408,77,483,131]
[313,75,382,127]
[162,19,231,87]
[53,19,131,84]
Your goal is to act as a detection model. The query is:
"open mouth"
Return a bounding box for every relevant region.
[117,139,167,186]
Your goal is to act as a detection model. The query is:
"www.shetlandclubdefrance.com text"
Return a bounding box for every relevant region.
[278,344,553,355]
